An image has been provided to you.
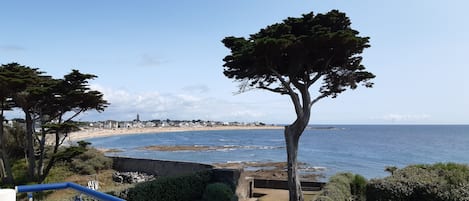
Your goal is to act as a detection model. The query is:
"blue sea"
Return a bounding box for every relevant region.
[87,125,469,179]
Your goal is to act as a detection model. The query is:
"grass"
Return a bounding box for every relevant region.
[41,169,133,201]
[10,160,131,201]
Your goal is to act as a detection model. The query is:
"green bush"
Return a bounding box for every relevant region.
[70,148,112,175]
[319,173,353,201]
[202,182,235,201]
[315,195,334,201]
[351,174,367,201]
[127,171,212,201]
[317,172,367,201]
[367,163,469,201]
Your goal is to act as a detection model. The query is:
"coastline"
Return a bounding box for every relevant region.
[68,125,284,142]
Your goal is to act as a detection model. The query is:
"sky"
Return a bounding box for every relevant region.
[1,0,468,124]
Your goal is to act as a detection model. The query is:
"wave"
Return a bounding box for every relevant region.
[140,144,284,152]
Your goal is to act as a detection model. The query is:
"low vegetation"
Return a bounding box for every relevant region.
[316,173,366,201]
[70,148,113,175]
[202,182,236,201]
[316,163,469,201]
[127,171,212,201]
[367,163,469,201]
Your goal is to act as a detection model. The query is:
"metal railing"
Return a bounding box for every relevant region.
[16,182,125,201]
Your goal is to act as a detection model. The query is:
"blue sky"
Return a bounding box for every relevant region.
[1,1,468,124]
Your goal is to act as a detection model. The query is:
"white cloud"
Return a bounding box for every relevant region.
[82,84,267,122]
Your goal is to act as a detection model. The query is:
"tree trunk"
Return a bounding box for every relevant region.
[40,129,61,183]
[0,113,14,184]
[25,112,36,180]
[285,125,304,201]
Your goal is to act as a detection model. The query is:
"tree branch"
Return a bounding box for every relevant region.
[64,108,85,123]
[306,55,333,87]
[269,68,303,117]
[310,93,329,108]
[258,86,289,95]
[307,72,323,88]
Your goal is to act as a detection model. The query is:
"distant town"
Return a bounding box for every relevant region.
[80,114,271,130]
[2,114,273,132]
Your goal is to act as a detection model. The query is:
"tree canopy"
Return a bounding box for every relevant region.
[223,10,374,101]
[0,62,109,184]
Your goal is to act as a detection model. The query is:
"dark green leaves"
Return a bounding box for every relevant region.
[222,10,375,97]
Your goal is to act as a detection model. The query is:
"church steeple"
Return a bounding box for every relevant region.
[136,113,140,122]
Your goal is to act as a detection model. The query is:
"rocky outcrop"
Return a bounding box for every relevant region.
[112,172,155,184]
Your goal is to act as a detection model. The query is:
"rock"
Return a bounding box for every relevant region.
[112,171,155,184]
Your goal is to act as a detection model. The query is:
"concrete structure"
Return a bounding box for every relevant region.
[111,157,213,177]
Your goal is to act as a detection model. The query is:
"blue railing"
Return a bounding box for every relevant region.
[16,182,125,201]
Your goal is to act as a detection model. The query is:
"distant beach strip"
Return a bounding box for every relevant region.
[68,125,284,142]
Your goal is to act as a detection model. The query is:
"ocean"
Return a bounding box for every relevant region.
[87,125,469,179]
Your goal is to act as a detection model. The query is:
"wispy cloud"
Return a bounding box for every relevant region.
[0,45,25,52]
[181,84,210,94]
[378,113,431,122]
[83,84,266,122]
[138,54,165,67]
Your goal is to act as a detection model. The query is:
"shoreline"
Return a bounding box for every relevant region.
[68,125,284,142]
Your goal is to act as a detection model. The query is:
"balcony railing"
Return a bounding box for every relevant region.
[15,182,125,201]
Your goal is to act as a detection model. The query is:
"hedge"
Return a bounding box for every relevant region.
[367,163,469,201]
[202,182,235,201]
[127,171,212,201]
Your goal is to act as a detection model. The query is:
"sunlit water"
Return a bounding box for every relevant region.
[87,125,469,179]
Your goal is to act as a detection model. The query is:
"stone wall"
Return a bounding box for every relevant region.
[211,168,253,200]
[110,157,213,177]
[254,179,325,191]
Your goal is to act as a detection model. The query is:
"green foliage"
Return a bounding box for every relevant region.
[320,173,353,201]
[202,182,235,201]
[54,145,87,163]
[11,159,29,185]
[127,171,212,201]
[42,164,74,184]
[315,195,334,201]
[3,121,26,158]
[1,62,109,182]
[318,172,367,201]
[70,148,112,175]
[222,10,374,97]
[351,174,367,201]
[367,163,469,201]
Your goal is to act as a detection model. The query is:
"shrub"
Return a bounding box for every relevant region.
[351,174,367,201]
[367,163,469,201]
[319,173,353,201]
[315,195,334,201]
[127,171,212,201]
[317,172,367,201]
[202,182,235,201]
[70,148,112,175]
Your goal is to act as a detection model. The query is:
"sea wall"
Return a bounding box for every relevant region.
[254,179,325,191]
[110,157,213,177]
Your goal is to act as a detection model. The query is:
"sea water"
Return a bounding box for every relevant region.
[87,125,469,179]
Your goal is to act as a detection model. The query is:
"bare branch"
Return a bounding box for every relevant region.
[310,93,329,108]
[57,133,68,147]
[307,72,323,88]
[258,86,289,95]
[64,108,85,123]
[269,68,303,117]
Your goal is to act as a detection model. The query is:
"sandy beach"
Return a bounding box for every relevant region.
[68,125,283,142]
